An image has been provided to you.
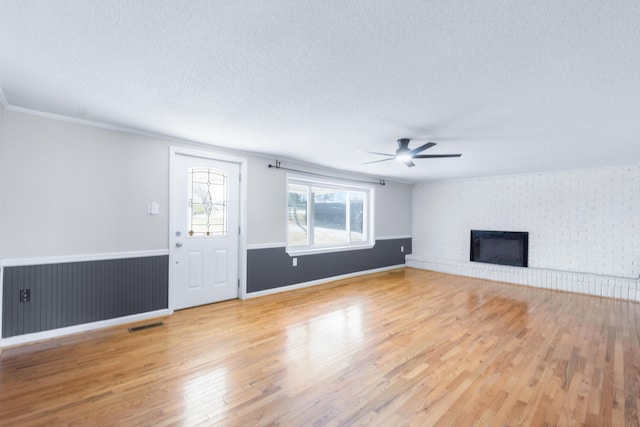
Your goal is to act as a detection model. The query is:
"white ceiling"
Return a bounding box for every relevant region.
[1,1,639,182]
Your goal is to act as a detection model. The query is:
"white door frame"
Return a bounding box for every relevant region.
[169,146,248,313]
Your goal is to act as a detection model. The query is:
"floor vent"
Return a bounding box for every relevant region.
[128,322,164,333]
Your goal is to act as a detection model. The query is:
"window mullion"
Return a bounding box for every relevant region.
[307,185,314,246]
[347,190,351,243]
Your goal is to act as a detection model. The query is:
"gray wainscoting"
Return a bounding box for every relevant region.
[247,238,412,293]
[2,255,168,338]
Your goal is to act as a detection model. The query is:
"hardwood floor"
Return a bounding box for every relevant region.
[1,268,639,426]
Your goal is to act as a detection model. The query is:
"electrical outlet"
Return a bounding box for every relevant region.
[292,257,298,267]
[19,289,31,303]
[401,246,404,253]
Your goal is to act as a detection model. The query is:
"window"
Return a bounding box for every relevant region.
[187,167,228,237]
[287,176,374,255]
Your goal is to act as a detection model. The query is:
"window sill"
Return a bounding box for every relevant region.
[286,242,375,257]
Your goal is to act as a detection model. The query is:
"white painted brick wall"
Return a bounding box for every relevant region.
[408,165,640,301]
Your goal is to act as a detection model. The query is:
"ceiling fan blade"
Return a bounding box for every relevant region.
[360,158,395,165]
[410,142,436,155]
[359,150,395,157]
[413,154,462,158]
[403,159,416,167]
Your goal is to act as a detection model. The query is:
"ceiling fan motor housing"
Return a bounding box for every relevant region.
[397,138,411,148]
[396,138,413,160]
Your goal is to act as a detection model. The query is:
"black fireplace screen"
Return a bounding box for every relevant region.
[470,230,528,267]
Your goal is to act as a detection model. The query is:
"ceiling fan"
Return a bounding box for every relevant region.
[362,138,462,167]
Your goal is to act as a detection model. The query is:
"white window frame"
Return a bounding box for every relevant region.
[286,174,375,256]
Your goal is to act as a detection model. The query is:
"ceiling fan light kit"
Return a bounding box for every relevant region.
[396,152,413,162]
[362,138,462,167]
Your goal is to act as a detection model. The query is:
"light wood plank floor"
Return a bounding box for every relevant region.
[1,268,639,426]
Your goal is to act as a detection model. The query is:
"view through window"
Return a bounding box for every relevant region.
[287,178,373,253]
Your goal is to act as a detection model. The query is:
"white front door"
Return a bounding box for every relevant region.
[170,153,240,310]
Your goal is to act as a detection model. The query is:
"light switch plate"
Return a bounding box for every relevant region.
[148,201,160,215]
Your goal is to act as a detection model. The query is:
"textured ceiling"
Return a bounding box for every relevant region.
[1,1,639,182]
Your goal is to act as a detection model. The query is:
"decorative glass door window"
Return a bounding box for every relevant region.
[187,167,228,237]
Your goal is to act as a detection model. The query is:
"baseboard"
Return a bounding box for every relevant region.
[0,309,172,349]
[246,264,406,299]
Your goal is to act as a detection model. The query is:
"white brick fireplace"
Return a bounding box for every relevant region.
[408,165,640,301]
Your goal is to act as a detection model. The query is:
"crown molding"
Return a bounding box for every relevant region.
[0,85,407,186]
[0,84,209,145]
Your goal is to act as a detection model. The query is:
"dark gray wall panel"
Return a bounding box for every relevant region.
[2,255,168,338]
[247,238,411,293]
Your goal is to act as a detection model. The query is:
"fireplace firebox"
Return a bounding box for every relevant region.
[470,230,528,267]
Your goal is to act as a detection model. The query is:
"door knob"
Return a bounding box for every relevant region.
[176,242,183,248]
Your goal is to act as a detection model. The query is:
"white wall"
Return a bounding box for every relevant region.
[375,179,413,238]
[1,110,170,258]
[0,109,412,259]
[408,166,640,301]
[0,102,5,258]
